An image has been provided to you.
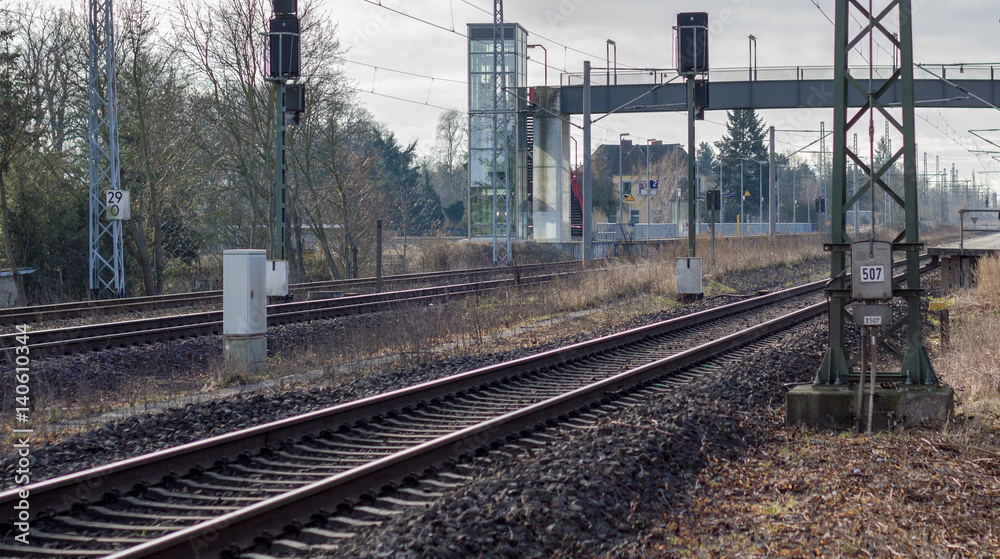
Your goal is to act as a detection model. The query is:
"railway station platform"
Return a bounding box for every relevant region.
[928,231,1000,289]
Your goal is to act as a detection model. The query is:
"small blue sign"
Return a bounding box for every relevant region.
[649,180,659,189]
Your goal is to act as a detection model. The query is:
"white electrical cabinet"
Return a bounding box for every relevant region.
[223,249,267,336]
[851,241,893,300]
[676,257,703,295]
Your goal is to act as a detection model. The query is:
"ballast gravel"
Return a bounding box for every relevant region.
[1,290,734,486]
[327,322,829,558]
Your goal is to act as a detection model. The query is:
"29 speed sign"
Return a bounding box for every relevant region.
[858,265,884,283]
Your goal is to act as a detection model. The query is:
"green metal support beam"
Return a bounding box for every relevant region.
[816,0,936,386]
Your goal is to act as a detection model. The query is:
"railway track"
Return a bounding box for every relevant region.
[0,262,578,327]
[0,258,938,558]
[0,274,858,558]
[0,268,578,358]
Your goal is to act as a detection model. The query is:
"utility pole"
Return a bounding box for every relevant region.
[853,133,859,235]
[88,0,126,298]
[646,139,654,238]
[768,126,776,236]
[820,121,826,234]
[583,61,593,265]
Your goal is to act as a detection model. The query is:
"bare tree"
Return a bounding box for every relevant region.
[176,0,274,250]
[0,24,40,305]
[118,0,200,295]
[430,108,467,208]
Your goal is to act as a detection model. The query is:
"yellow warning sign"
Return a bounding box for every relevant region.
[744,190,751,197]
[623,193,635,202]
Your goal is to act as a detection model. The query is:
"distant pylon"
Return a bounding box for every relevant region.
[88,0,125,298]
[491,0,512,266]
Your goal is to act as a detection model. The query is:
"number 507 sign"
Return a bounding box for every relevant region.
[105,190,131,220]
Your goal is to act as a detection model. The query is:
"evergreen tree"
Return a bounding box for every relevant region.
[697,142,716,188]
[714,110,769,222]
[590,157,620,222]
[370,129,443,236]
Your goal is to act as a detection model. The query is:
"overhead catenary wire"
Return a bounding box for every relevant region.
[346,59,467,84]
[352,86,456,112]
[456,0,640,71]
[356,0,567,78]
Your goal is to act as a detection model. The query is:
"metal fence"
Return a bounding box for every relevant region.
[560,64,997,87]
[594,222,817,242]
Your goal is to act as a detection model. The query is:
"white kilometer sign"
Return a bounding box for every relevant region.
[105,190,131,220]
[858,265,884,283]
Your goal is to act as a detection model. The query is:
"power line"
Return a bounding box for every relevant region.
[457,0,639,71]
[346,58,467,84]
[356,0,565,78]
[358,0,466,39]
[352,86,456,112]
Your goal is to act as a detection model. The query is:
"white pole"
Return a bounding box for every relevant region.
[646,142,651,238]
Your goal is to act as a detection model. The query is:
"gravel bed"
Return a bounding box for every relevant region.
[327,317,829,558]
[0,257,827,487]
[1,297,730,487]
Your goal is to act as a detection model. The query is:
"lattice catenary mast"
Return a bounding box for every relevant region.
[491,0,512,265]
[817,0,936,386]
[88,0,125,298]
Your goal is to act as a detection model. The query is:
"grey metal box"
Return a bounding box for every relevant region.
[223,250,267,336]
[851,241,893,300]
[267,260,289,297]
[676,257,703,295]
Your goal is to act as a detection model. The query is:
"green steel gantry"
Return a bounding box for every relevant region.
[816,0,936,386]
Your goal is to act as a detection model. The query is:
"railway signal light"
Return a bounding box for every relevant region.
[677,12,709,76]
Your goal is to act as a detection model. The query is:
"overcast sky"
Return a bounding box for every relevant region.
[327,0,999,188]
[27,0,999,187]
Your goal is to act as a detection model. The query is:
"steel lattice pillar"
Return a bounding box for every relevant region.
[491,0,512,266]
[816,0,935,386]
[88,0,125,298]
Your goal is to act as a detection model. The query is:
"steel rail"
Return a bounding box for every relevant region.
[0,262,578,326]
[0,270,575,358]
[0,277,828,517]
[0,259,937,557]
[106,303,830,559]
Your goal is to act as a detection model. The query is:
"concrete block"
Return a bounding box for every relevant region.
[224,334,267,374]
[786,384,954,431]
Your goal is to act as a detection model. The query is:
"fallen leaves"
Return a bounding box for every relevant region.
[650,420,1000,558]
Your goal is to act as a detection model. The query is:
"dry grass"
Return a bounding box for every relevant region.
[936,254,1000,409]
[12,235,828,441]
